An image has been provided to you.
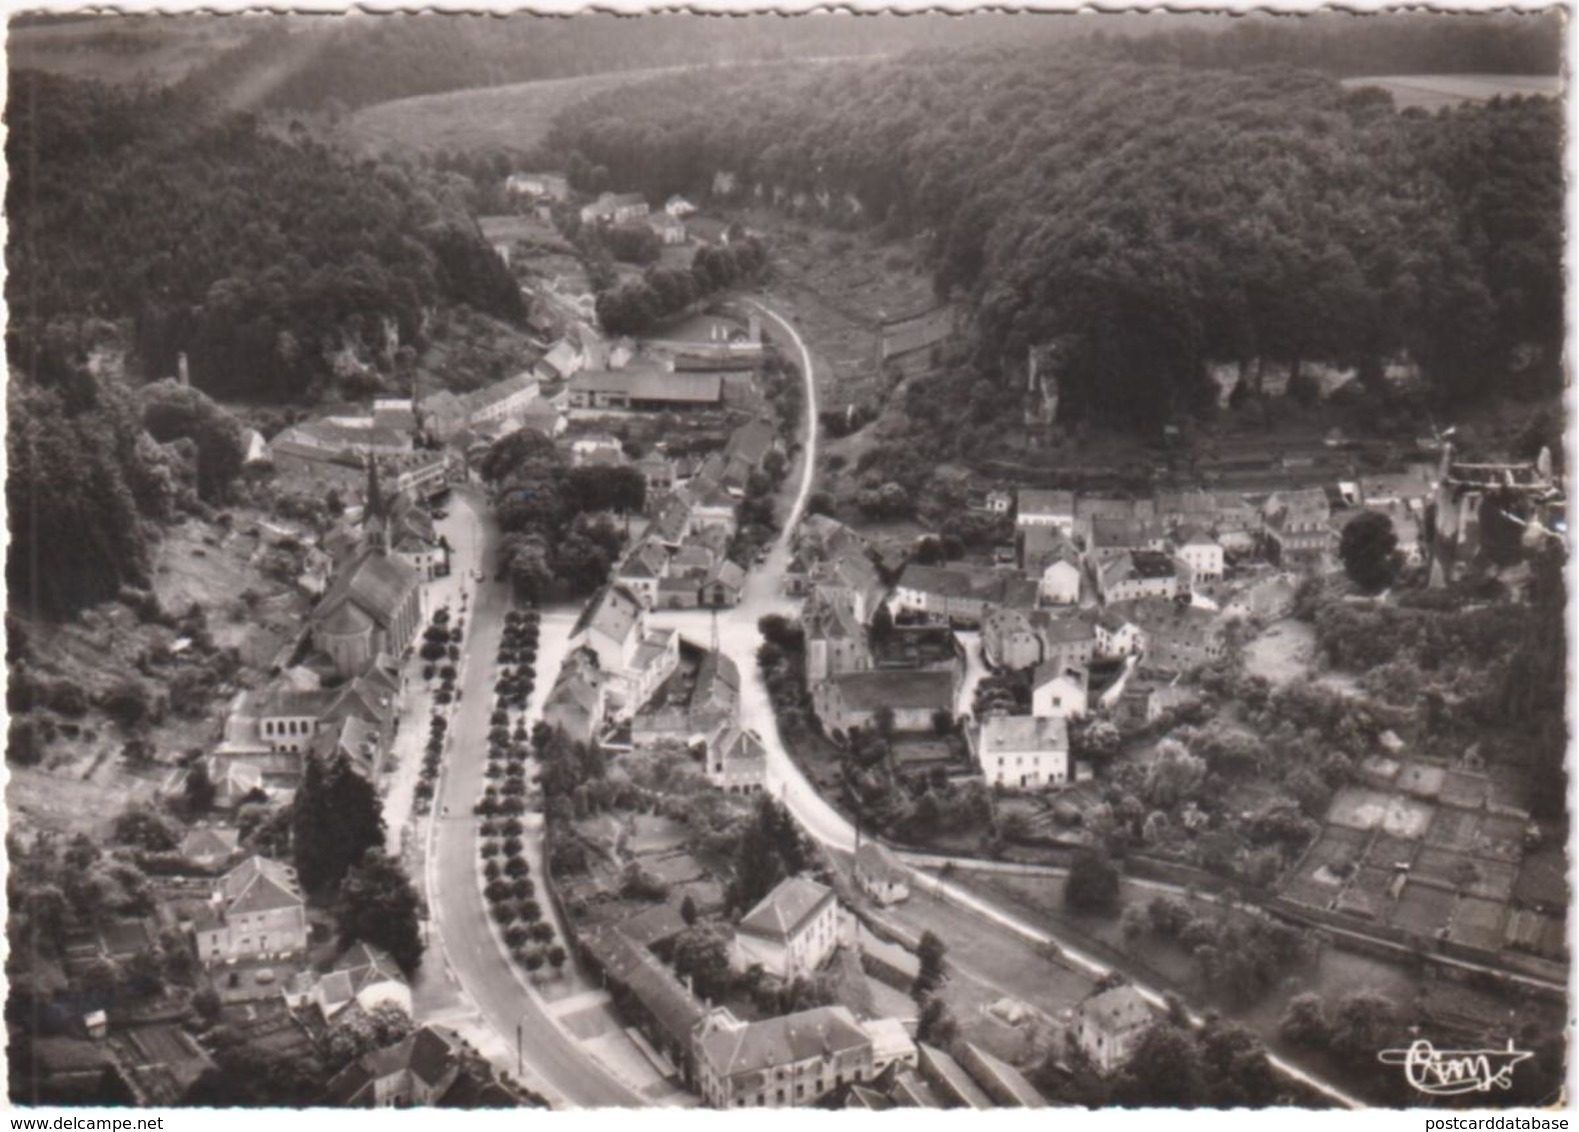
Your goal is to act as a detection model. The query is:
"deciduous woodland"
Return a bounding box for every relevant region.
[7,71,523,403]
[548,51,1562,430]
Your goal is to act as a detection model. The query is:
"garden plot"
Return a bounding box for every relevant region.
[1451,897,1510,952]
[1425,805,1482,851]
[1363,833,1419,871]
[1334,867,1396,921]
[1327,786,1392,831]
[1439,770,1489,810]
[1380,795,1435,840]
[1395,762,1446,801]
[627,814,691,855]
[1282,826,1367,907]
[1476,814,1527,862]
[1461,858,1518,903]
[1412,846,1474,889]
[1389,880,1457,937]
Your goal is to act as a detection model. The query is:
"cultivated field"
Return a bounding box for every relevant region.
[1341,72,1562,111]
[336,67,684,157]
[8,14,262,87]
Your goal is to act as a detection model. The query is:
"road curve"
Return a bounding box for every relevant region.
[733,299,1367,1111]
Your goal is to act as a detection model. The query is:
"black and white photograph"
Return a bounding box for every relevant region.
[3,4,1570,1114]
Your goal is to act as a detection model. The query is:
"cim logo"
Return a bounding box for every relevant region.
[1379,1039,1534,1097]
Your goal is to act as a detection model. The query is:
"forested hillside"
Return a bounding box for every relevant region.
[173,13,1089,115]
[1111,10,1561,75]
[7,70,522,402]
[548,49,1562,432]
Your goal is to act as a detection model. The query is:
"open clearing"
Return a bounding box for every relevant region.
[337,67,685,157]
[1341,72,1562,111]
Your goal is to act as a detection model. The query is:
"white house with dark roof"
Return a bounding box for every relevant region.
[1096,550,1179,604]
[1173,525,1224,582]
[707,727,768,795]
[195,856,308,965]
[287,942,411,1023]
[693,1004,873,1108]
[732,876,839,980]
[1031,663,1088,720]
[853,841,909,906]
[812,668,958,735]
[972,714,1070,789]
[180,826,239,870]
[1022,526,1082,605]
[1074,984,1153,1073]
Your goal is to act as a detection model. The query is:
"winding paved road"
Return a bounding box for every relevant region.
[656,297,1367,1110]
[425,296,1364,1109]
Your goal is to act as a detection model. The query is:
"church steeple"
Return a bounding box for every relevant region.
[364,456,390,555]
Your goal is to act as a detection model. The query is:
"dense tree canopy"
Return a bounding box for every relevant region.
[549,49,1561,431]
[8,70,523,402]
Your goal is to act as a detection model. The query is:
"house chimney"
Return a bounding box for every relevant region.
[178,352,190,387]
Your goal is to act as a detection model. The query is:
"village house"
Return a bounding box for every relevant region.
[633,648,738,752]
[1021,526,1082,605]
[569,368,725,412]
[535,339,584,384]
[1087,516,1168,566]
[321,1025,467,1107]
[568,585,681,719]
[578,925,707,1087]
[520,399,567,438]
[286,943,411,1023]
[982,607,1044,672]
[651,495,694,549]
[706,726,768,795]
[1073,985,1153,1074]
[853,841,910,906]
[635,451,677,496]
[505,172,570,201]
[614,538,671,609]
[267,440,378,497]
[194,856,309,965]
[973,714,1070,789]
[693,1005,874,1109]
[180,826,239,870]
[704,559,748,608]
[1039,613,1099,674]
[579,191,649,226]
[541,660,607,744]
[1096,551,1179,604]
[1030,663,1089,719]
[1093,608,1146,659]
[1120,600,1227,675]
[733,877,840,980]
[1153,488,1220,531]
[917,1044,993,1110]
[958,1044,1047,1108]
[804,587,873,684]
[648,212,687,245]
[688,482,740,537]
[813,669,958,736]
[1173,525,1224,583]
[1075,496,1154,541]
[1263,487,1334,570]
[1015,488,1076,533]
[892,563,1038,626]
[666,194,698,218]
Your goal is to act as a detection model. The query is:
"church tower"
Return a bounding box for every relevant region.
[364,456,390,555]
